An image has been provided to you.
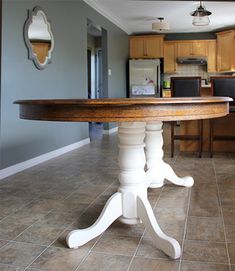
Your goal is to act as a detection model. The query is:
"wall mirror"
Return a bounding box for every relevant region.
[24,6,54,70]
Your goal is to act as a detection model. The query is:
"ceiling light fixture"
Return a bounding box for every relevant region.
[152,17,170,31]
[191,1,212,26]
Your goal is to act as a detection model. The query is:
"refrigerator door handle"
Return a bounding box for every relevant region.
[156,65,160,96]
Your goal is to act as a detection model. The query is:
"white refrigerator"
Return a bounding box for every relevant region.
[129,59,162,98]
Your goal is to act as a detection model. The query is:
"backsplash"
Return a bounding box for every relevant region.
[163,64,235,86]
[163,64,208,84]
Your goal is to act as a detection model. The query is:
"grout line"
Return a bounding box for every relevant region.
[178,183,192,271]
[180,259,232,266]
[74,234,104,271]
[126,187,164,271]
[212,159,232,271]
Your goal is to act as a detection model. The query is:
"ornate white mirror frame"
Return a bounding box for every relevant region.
[24,6,54,70]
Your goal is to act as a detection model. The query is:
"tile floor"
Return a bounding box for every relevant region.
[0,123,235,271]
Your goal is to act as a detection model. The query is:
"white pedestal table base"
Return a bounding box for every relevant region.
[145,122,194,188]
[66,121,193,259]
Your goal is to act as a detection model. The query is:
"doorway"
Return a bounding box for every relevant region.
[87,19,103,140]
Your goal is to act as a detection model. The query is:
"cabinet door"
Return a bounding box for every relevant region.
[164,42,177,73]
[207,40,217,72]
[145,36,163,58]
[217,31,234,72]
[177,42,193,57]
[193,41,207,56]
[129,37,144,58]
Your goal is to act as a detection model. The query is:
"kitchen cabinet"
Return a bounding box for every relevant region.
[216,30,235,72]
[207,40,217,72]
[176,40,216,72]
[177,41,193,57]
[177,40,208,57]
[129,35,164,58]
[163,41,177,73]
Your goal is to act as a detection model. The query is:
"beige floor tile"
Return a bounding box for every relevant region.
[129,257,179,271]
[53,201,88,215]
[214,163,235,175]
[231,265,235,271]
[23,199,65,213]
[0,240,8,248]
[93,234,140,256]
[77,252,131,271]
[216,173,235,184]
[144,221,185,243]
[30,246,88,271]
[105,220,145,237]
[220,190,235,205]
[135,238,170,260]
[15,222,65,246]
[228,243,235,264]
[38,211,77,227]
[189,197,220,217]
[154,207,187,223]
[180,261,230,271]
[186,216,225,242]
[225,225,235,242]
[222,206,235,225]
[156,188,189,210]
[183,240,228,264]
[0,219,34,240]
[0,264,25,271]
[0,241,45,267]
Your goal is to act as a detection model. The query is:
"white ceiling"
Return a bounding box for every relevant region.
[84,0,235,34]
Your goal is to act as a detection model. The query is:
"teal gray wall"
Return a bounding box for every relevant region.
[1,0,128,169]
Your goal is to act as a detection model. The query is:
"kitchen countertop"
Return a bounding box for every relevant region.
[201,84,211,88]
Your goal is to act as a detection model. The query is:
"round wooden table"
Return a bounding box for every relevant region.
[15,97,231,259]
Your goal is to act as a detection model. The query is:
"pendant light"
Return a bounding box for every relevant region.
[152,17,170,31]
[191,1,212,26]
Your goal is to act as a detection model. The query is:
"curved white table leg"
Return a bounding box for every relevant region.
[145,121,194,188]
[137,195,181,259]
[66,192,122,248]
[67,122,182,259]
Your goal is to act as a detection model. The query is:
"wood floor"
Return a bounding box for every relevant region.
[0,123,234,271]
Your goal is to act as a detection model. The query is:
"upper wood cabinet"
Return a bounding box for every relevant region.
[177,41,193,57]
[164,41,177,73]
[193,41,208,56]
[177,40,208,57]
[207,40,217,72]
[129,35,164,59]
[129,35,217,73]
[176,40,216,72]
[216,30,235,72]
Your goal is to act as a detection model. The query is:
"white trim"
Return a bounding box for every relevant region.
[0,138,90,181]
[83,0,131,34]
[103,127,118,135]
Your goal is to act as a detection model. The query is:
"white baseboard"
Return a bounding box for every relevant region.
[103,127,118,135]
[0,138,90,180]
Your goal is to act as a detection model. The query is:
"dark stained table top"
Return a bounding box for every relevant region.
[14,97,232,122]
